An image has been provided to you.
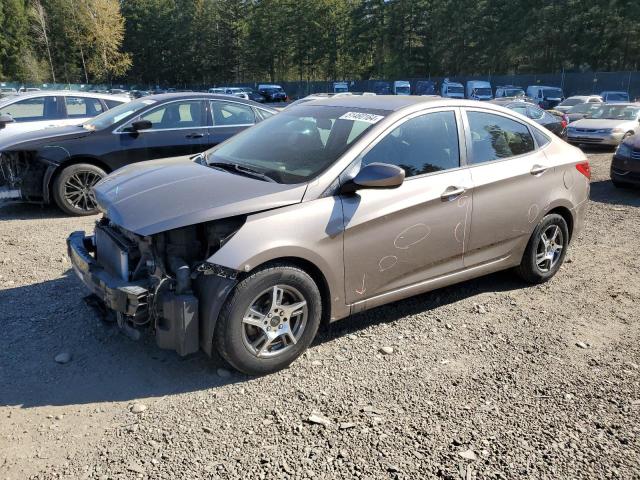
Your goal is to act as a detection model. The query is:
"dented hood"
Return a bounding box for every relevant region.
[94,158,307,236]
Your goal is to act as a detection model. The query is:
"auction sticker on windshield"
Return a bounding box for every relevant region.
[339,112,384,124]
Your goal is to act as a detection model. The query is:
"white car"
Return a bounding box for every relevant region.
[555,95,603,114]
[0,91,130,136]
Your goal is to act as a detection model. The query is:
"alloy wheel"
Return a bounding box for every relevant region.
[536,224,563,272]
[241,285,308,358]
[63,170,102,212]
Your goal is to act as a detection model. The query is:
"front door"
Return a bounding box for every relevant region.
[342,109,473,305]
[108,99,208,168]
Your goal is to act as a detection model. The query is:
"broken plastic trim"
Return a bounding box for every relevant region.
[193,262,239,280]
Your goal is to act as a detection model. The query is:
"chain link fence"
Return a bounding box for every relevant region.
[2,71,640,100]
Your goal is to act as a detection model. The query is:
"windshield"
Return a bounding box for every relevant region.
[83,98,156,131]
[569,103,599,114]
[473,88,492,96]
[448,86,464,94]
[586,104,640,120]
[559,98,584,107]
[542,88,563,98]
[605,92,628,101]
[205,105,388,184]
[504,88,524,97]
[334,86,348,93]
[395,86,410,95]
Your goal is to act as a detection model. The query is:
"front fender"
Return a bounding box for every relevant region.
[207,197,349,321]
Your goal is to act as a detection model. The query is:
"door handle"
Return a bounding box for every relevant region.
[185,132,204,139]
[440,186,466,201]
[530,165,548,175]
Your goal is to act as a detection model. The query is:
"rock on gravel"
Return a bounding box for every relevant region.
[130,403,147,414]
[379,346,394,355]
[54,352,71,364]
[458,449,478,461]
[307,412,331,427]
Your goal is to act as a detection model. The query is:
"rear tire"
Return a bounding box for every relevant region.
[52,163,105,216]
[214,263,322,375]
[516,213,569,284]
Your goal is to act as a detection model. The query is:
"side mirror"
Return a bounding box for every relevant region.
[341,163,405,194]
[130,119,152,131]
[0,114,14,129]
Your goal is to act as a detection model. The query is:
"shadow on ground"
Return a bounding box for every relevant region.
[590,179,640,207]
[0,203,81,221]
[0,265,525,409]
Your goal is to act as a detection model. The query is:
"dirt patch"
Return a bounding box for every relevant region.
[1,151,639,479]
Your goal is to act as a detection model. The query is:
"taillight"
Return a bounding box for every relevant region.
[576,161,591,179]
[561,114,568,129]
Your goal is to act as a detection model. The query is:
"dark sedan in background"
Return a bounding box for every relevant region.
[611,133,640,188]
[490,99,567,138]
[0,93,276,215]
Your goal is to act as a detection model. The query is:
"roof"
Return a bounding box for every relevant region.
[299,95,537,114]
[0,90,130,104]
[140,92,277,110]
[302,94,443,111]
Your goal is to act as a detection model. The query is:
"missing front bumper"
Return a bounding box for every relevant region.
[67,231,149,318]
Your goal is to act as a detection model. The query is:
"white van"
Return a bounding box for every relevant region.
[466,80,493,100]
[526,85,564,109]
[393,81,411,95]
[440,78,464,99]
[333,82,349,93]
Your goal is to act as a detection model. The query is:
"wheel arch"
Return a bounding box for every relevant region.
[43,156,112,203]
[245,256,333,327]
[546,205,574,241]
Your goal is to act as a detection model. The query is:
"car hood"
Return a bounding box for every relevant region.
[569,118,637,129]
[94,158,308,236]
[0,125,90,151]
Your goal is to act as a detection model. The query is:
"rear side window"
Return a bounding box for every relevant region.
[104,99,125,109]
[0,96,62,122]
[467,111,535,164]
[361,111,460,177]
[65,96,105,118]
[532,128,551,147]
[254,108,274,122]
[211,101,255,126]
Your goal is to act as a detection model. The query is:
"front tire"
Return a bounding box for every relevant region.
[52,163,105,216]
[214,263,322,375]
[516,213,569,284]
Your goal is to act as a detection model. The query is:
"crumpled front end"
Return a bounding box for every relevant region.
[0,151,43,202]
[67,216,244,356]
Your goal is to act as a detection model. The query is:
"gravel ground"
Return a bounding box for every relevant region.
[1,151,639,480]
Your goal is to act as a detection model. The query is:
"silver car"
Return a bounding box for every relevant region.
[567,103,640,146]
[67,96,591,375]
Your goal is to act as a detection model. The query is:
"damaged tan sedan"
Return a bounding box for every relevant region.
[67,96,590,375]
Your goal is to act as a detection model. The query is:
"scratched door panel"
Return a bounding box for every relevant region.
[342,168,472,305]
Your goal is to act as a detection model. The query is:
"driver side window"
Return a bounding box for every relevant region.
[136,100,205,130]
[360,111,460,178]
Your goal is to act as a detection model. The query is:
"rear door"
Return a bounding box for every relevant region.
[206,100,256,149]
[342,108,473,305]
[62,96,107,126]
[0,95,64,134]
[461,108,556,267]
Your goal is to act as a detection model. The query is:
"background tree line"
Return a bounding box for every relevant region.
[1,0,639,86]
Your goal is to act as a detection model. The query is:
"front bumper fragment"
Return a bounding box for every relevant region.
[67,231,149,317]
